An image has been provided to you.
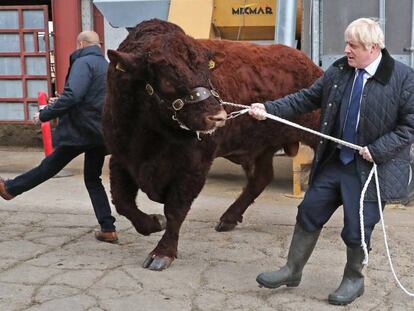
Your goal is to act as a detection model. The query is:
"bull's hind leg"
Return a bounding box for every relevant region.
[216,149,275,231]
[109,156,166,235]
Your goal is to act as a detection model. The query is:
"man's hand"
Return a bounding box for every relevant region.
[359,146,373,162]
[33,112,41,125]
[249,103,267,120]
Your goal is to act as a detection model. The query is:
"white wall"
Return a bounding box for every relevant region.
[103,18,129,54]
[80,1,128,58]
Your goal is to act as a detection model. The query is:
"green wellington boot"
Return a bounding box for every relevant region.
[328,247,365,305]
[256,223,321,288]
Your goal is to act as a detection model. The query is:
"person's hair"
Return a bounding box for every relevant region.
[344,18,385,49]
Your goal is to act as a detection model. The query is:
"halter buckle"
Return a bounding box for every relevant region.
[211,89,220,98]
[146,84,154,96]
[172,99,184,111]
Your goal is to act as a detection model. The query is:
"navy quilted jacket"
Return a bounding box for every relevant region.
[40,45,108,147]
[264,49,414,201]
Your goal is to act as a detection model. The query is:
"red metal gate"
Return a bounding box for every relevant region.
[0,5,52,123]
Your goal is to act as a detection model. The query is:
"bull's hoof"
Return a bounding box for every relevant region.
[215,221,237,232]
[142,254,174,271]
[151,214,167,231]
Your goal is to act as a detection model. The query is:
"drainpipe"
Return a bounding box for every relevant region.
[403,0,414,67]
[311,0,320,65]
[274,0,297,47]
[379,0,386,34]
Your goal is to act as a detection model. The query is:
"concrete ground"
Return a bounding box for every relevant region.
[0,147,413,311]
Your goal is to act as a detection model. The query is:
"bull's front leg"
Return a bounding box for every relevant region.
[142,197,192,270]
[109,156,166,235]
[142,171,207,271]
[216,148,275,231]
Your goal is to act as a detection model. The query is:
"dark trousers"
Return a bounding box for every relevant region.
[5,145,116,232]
[297,155,384,248]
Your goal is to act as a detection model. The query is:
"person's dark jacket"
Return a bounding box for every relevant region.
[40,45,108,147]
[264,49,414,201]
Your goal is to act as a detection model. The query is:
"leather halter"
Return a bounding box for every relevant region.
[144,82,223,132]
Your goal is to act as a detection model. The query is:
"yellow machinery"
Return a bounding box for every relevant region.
[168,0,215,39]
[212,0,301,41]
[212,0,277,40]
[169,0,301,41]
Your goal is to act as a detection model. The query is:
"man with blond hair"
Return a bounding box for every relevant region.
[0,31,118,243]
[250,18,414,304]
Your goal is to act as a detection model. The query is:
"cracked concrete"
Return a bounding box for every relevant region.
[1,147,414,310]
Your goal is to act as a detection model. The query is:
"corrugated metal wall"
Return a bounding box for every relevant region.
[302,0,414,69]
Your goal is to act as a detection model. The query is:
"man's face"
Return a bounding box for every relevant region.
[344,39,377,68]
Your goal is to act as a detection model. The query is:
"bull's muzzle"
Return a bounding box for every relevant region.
[207,109,227,128]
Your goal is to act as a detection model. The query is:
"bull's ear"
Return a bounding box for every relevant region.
[107,49,141,73]
[208,51,226,71]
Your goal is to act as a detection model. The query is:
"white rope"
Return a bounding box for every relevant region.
[359,164,373,265]
[222,102,362,151]
[221,102,414,296]
[374,166,414,296]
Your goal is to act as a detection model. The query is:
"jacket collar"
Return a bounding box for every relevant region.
[65,45,104,83]
[332,48,394,85]
[69,45,103,65]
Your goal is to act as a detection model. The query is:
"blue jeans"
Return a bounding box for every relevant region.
[5,145,116,232]
[297,155,384,248]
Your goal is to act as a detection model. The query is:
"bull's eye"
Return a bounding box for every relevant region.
[159,78,177,96]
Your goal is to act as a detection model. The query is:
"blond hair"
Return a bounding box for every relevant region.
[345,18,385,49]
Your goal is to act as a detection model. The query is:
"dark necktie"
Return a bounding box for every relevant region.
[339,69,365,165]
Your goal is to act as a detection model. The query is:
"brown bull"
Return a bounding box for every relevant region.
[103,19,323,270]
